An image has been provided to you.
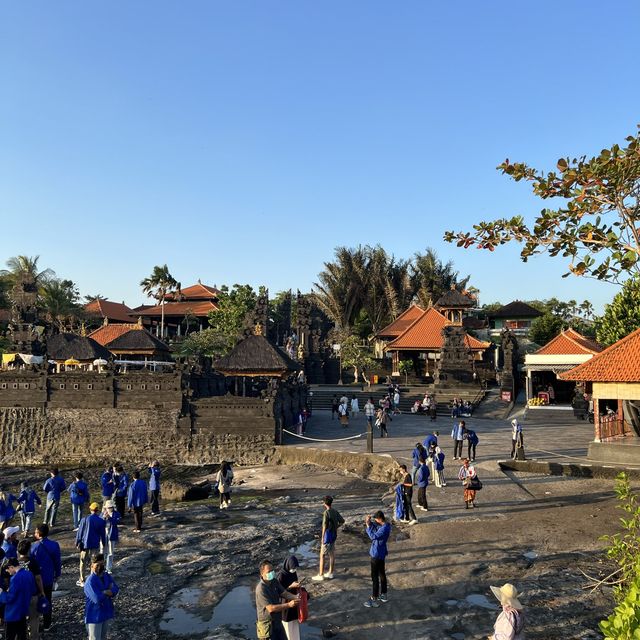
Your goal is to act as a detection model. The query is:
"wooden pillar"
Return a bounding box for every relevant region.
[593,399,601,442]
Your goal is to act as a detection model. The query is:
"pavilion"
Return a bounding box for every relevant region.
[373,304,424,358]
[47,333,113,372]
[560,328,640,461]
[84,299,135,325]
[384,306,490,378]
[488,301,543,339]
[89,321,172,364]
[524,328,603,404]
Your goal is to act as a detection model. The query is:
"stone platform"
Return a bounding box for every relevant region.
[588,438,640,465]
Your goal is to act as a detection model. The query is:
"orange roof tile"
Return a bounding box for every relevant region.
[559,327,640,382]
[132,300,218,317]
[376,305,425,338]
[165,283,220,301]
[535,328,603,356]
[84,299,134,323]
[89,323,143,346]
[386,307,489,351]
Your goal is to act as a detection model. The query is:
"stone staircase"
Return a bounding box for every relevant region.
[308,384,485,415]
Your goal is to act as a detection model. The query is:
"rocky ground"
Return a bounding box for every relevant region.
[0,459,627,640]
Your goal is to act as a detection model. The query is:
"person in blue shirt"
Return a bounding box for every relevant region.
[112,465,129,520]
[434,446,447,487]
[17,482,41,535]
[422,431,439,451]
[411,443,427,483]
[76,503,106,587]
[68,471,91,531]
[148,461,161,516]
[466,428,479,461]
[100,467,114,504]
[32,523,62,632]
[0,488,19,529]
[0,557,36,640]
[100,501,120,574]
[416,457,430,511]
[2,526,20,560]
[43,469,66,528]
[363,511,391,608]
[84,553,119,640]
[451,420,466,460]
[127,470,148,533]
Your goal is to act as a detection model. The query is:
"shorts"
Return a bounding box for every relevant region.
[322,541,335,554]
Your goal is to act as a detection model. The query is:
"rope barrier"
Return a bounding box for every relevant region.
[282,429,367,442]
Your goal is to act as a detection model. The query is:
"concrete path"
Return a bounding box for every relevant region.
[285,405,594,469]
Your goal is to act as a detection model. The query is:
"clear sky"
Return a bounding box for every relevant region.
[1,2,639,312]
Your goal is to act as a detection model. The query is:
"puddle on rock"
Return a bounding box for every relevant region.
[465,594,496,610]
[160,581,324,639]
[289,541,317,567]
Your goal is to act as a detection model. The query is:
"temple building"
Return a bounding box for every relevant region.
[434,288,476,325]
[524,328,603,403]
[47,333,113,372]
[384,306,490,378]
[373,304,424,358]
[488,301,543,339]
[132,282,220,338]
[84,299,136,325]
[89,321,172,364]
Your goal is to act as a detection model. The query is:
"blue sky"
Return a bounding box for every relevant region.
[1,2,638,312]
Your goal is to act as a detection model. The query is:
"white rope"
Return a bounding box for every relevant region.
[282,429,367,442]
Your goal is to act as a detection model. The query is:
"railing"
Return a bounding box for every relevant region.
[599,416,628,440]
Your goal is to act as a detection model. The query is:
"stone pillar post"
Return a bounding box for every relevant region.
[593,399,601,442]
[367,418,373,454]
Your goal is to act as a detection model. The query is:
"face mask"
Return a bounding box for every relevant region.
[266,570,276,581]
[290,569,297,574]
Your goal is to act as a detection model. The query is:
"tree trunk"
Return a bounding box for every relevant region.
[353,366,359,383]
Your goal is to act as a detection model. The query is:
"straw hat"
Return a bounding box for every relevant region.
[490,583,523,609]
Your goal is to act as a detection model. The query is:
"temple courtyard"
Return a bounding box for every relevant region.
[0,407,630,640]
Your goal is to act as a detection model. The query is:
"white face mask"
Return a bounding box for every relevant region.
[290,569,297,574]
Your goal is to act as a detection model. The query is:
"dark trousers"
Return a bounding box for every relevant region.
[133,506,143,530]
[6,618,27,640]
[370,558,387,598]
[402,494,416,521]
[115,495,126,519]
[151,489,160,514]
[269,615,287,640]
[43,583,53,629]
[467,443,477,460]
[417,487,428,509]
[219,492,230,505]
[454,440,464,458]
[380,423,388,438]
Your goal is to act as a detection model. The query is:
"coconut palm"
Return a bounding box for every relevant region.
[140,265,179,339]
[41,279,83,332]
[1,255,55,287]
[411,248,470,307]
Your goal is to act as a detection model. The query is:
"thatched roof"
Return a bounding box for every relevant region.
[434,289,475,308]
[47,333,113,361]
[213,334,299,376]
[490,300,542,319]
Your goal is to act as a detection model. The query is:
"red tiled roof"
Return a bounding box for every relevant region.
[559,327,640,382]
[89,323,143,346]
[132,300,218,318]
[536,328,603,356]
[386,307,490,351]
[84,299,134,323]
[376,305,425,338]
[165,283,220,301]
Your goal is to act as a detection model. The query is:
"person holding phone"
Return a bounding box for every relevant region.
[84,553,119,640]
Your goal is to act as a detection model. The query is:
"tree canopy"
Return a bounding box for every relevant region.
[444,128,640,284]
[313,245,470,337]
[595,277,640,346]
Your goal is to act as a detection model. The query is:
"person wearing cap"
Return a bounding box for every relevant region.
[76,503,106,587]
[148,461,161,517]
[127,470,148,533]
[84,552,119,640]
[100,501,120,574]
[32,524,61,632]
[17,483,41,536]
[42,469,66,528]
[2,527,21,560]
[489,583,525,640]
[68,472,91,531]
[0,557,36,640]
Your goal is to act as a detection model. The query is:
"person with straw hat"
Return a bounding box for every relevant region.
[488,583,525,640]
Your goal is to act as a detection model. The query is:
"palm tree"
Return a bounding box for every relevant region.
[41,279,83,332]
[84,294,107,304]
[1,255,55,287]
[411,248,470,307]
[580,299,594,320]
[140,265,179,339]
